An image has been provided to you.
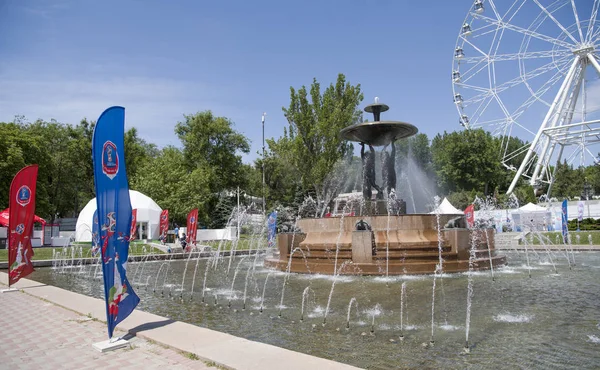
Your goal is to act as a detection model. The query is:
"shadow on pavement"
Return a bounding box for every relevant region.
[127,319,175,337]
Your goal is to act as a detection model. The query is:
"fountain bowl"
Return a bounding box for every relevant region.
[340,121,418,147]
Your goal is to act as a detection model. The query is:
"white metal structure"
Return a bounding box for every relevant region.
[452,0,600,196]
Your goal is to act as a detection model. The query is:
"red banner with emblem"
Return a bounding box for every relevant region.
[8,165,39,286]
[186,208,198,250]
[464,204,475,228]
[159,210,169,240]
[130,209,137,241]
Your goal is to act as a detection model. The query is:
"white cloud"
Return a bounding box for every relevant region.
[0,62,236,149]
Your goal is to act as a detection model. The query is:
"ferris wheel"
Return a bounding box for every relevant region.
[452,0,600,196]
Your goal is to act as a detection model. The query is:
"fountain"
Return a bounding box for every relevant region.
[265,99,506,275]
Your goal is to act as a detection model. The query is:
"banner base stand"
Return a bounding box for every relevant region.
[93,337,130,352]
[1,287,18,293]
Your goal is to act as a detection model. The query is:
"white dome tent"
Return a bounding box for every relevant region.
[75,190,162,242]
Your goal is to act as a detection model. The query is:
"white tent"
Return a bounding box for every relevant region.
[75,190,162,242]
[518,202,548,212]
[511,202,552,232]
[430,198,462,214]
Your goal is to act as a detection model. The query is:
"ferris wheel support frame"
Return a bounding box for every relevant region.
[506,55,582,194]
[454,0,600,196]
[506,51,600,195]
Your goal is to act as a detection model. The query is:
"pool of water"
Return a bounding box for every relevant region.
[31,251,600,369]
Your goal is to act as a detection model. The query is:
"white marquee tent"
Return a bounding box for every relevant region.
[75,190,162,242]
[430,198,462,214]
[511,202,552,232]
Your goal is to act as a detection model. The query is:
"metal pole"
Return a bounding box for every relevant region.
[237,186,240,240]
[262,112,266,216]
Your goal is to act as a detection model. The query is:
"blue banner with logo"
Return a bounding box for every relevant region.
[561,199,568,244]
[92,106,139,339]
[267,211,277,248]
[91,209,100,256]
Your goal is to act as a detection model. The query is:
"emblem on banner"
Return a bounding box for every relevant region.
[190,216,195,224]
[16,185,31,207]
[15,223,25,234]
[102,141,119,179]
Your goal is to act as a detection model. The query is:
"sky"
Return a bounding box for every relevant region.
[0,0,597,165]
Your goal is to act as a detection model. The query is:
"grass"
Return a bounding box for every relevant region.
[518,230,600,245]
[185,352,200,360]
[0,241,165,262]
[203,360,228,369]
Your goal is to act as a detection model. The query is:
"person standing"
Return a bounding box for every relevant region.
[174,224,180,245]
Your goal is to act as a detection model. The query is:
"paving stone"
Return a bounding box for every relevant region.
[0,291,211,370]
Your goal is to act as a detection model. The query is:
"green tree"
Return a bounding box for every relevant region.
[210,195,235,229]
[431,129,502,195]
[131,146,212,225]
[175,111,250,192]
[280,73,364,199]
[125,127,159,182]
[0,122,47,213]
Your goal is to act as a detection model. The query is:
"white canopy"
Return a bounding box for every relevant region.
[430,198,462,214]
[75,190,162,241]
[518,202,548,212]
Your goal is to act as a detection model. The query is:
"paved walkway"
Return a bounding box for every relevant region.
[0,288,212,370]
[0,272,359,370]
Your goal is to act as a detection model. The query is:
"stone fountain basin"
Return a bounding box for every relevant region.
[266,214,506,275]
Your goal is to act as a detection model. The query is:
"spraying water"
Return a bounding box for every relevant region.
[259,272,273,313]
[179,250,196,298]
[346,297,358,329]
[228,256,248,307]
[323,260,351,325]
[279,247,308,316]
[300,286,313,321]
[400,282,407,339]
[464,229,478,352]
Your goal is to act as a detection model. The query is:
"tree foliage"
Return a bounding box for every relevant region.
[431,129,503,195]
[175,111,250,192]
[3,74,600,230]
[280,73,363,196]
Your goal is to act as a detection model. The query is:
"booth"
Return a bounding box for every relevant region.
[0,208,47,247]
[511,202,553,232]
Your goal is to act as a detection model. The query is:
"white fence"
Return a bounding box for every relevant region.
[178,226,238,241]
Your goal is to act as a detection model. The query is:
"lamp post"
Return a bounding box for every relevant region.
[583,181,593,218]
[262,112,266,217]
[236,186,244,240]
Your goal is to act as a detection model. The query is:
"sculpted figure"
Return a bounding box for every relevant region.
[381,143,397,196]
[361,143,382,200]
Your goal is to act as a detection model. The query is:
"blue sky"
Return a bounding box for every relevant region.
[0,0,470,163]
[1,1,595,164]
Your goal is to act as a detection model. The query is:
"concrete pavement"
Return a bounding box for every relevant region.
[0,286,212,370]
[0,272,360,370]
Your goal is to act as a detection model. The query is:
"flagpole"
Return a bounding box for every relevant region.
[262,112,266,217]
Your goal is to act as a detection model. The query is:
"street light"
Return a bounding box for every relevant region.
[262,112,267,217]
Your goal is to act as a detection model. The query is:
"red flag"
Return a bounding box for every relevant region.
[130,209,137,241]
[464,204,475,228]
[186,208,198,251]
[159,210,169,240]
[8,165,39,286]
